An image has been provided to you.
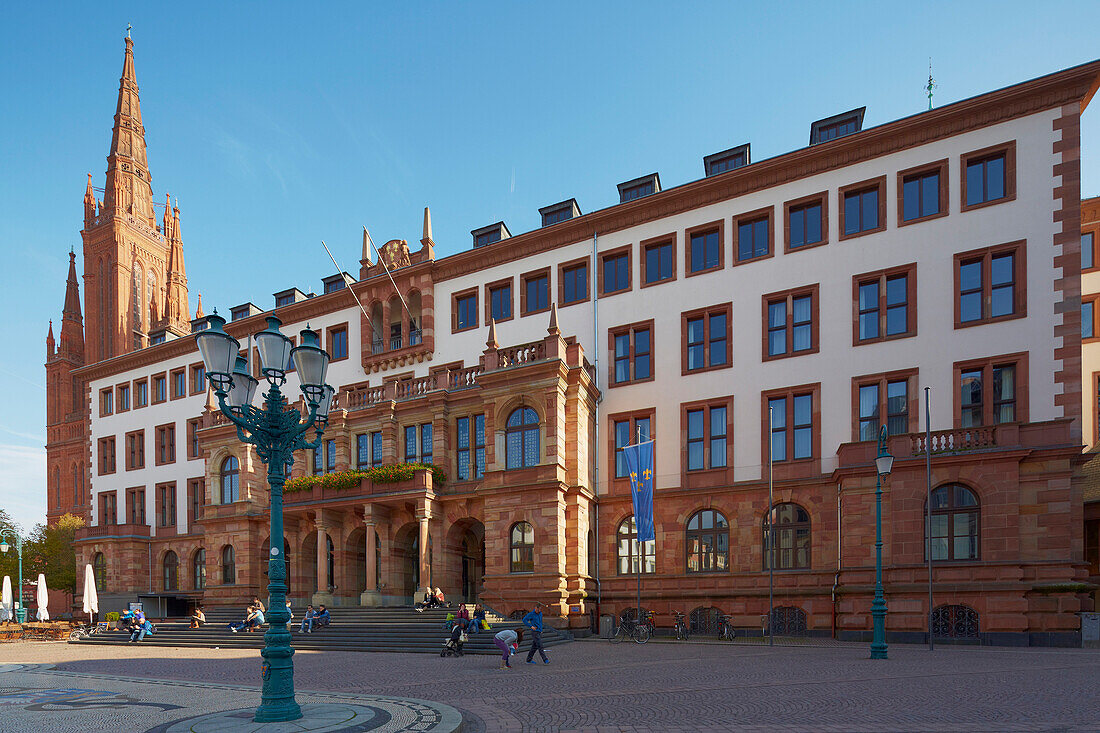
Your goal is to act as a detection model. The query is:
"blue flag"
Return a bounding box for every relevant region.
[622,440,655,542]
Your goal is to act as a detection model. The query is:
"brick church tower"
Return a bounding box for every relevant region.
[46,33,190,521]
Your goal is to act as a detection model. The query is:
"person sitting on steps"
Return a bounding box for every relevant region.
[299,604,316,633]
[434,588,447,607]
[313,604,330,629]
[189,605,205,629]
[414,586,437,612]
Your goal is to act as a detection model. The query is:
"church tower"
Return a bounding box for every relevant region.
[81,32,189,363]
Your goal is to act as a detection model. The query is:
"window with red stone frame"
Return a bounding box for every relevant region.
[157,482,177,528]
[187,477,205,526]
[190,363,206,395]
[484,277,514,323]
[98,436,116,475]
[100,491,117,525]
[124,429,145,471]
[853,264,917,345]
[1083,294,1100,343]
[686,219,725,275]
[187,418,202,460]
[897,159,948,226]
[520,267,551,316]
[960,140,1016,212]
[762,384,821,481]
[784,192,828,253]
[681,303,732,375]
[851,369,919,443]
[451,287,479,333]
[762,284,819,361]
[953,240,1026,328]
[155,423,176,465]
[680,396,734,489]
[640,232,677,288]
[839,175,887,240]
[608,408,656,493]
[126,487,145,525]
[608,320,654,388]
[732,208,773,265]
[558,256,591,307]
[953,353,1029,428]
[598,245,632,296]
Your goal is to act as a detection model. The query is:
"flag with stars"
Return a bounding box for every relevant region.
[622,440,655,542]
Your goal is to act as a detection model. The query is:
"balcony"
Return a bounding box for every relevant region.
[75,522,151,541]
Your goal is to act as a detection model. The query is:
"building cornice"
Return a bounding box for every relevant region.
[431,59,1100,283]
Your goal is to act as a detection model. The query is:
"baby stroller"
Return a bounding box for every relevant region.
[440,622,467,657]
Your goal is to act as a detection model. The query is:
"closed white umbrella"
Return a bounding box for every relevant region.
[35,574,49,621]
[0,576,11,622]
[82,564,98,623]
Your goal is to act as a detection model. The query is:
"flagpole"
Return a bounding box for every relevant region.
[636,426,642,628]
[925,387,934,651]
[768,405,774,648]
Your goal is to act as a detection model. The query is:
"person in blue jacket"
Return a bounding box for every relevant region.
[522,601,549,664]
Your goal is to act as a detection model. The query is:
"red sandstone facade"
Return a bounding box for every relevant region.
[51,37,1100,646]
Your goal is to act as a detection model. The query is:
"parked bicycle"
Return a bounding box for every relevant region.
[672,610,690,641]
[718,613,736,641]
[610,609,652,644]
[68,621,109,641]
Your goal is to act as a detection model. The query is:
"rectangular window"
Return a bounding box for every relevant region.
[404,426,417,462]
[1084,232,1096,272]
[190,364,205,395]
[854,371,915,441]
[457,415,486,480]
[600,250,630,295]
[313,443,323,475]
[620,181,654,201]
[118,384,130,411]
[153,375,167,403]
[735,213,770,262]
[357,434,371,469]
[134,380,148,408]
[764,286,818,360]
[155,424,176,465]
[171,369,186,399]
[682,303,731,374]
[642,236,675,286]
[487,281,513,322]
[324,439,336,473]
[157,483,177,528]
[100,388,113,416]
[521,269,551,315]
[770,391,814,460]
[787,196,825,251]
[453,289,478,332]
[686,405,728,471]
[609,321,653,386]
[900,160,947,224]
[966,153,1006,206]
[329,326,349,361]
[101,491,118,525]
[1085,300,1095,340]
[456,417,470,480]
[371,431,383,467]
[561,260,589,305]
[854,265,916,344]
[689,225,722,273]
[954,241,1026,327]
[420,423,433,464]
[99,437,116,474]
[188,478,204,525]
[840,176,886,238]
[955,355,1027,427]
[125,430,144,471]
[614,416,652,478]
[187,418,201,460]
[127,488,146,526]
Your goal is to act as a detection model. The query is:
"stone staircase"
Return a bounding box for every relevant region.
[72,605,571,655]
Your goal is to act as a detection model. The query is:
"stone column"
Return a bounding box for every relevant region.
[360,517,381,606]
[311,514,334,606]
[417,509,432,591]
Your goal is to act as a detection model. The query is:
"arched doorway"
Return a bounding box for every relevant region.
[261,537,293,596]
[298,532,318,602]
[393,522,420,603]
[446,518,485,603]
[346,527,368,595]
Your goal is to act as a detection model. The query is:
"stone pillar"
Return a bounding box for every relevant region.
[312,516,334,606]
[417,509,431,591]
[360,517,381,606]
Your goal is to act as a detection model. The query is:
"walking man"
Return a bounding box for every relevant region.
[523,601,549,664]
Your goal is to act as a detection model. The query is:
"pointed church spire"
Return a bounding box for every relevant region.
[195,293,204,319]
[46,320,55,359]
[83,173,96,228]
[58,250,84,362]
[162,198,190,334]
[104,33,154,226]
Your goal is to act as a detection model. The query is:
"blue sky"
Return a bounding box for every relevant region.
[1,2,1098,530]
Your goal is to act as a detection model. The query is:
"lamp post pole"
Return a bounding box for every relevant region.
[0,529,25,623]
[197,314,334,723]
[870,425,894,660]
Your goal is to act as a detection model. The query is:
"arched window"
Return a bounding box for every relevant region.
[510,522,534,573]
[163,550,178,591]
[616,516,655,574]
[147,270,158,322]
[763,503,811,570]
[193,548,206,590]
[326,535,335,591]
[92,552,107,591]
[220,456,240,504]
[505,407,540,469]
[686,509,728,573]
[132,264,144,330]
[222,545,236,585]
[927,483,980,561]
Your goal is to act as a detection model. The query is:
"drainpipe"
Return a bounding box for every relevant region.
[592,231,603,630]
[832,481,842,639]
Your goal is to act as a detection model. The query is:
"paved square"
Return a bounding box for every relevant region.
[3,639,1100,731]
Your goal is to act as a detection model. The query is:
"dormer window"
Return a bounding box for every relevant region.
[472,222,511,248]
[322,273,352,294]
[230,303,261,322]
[704,144,750,177]
[539,199,582,227]
[618,174,661,203]
[273,288,305,309]
[810,107,866,145]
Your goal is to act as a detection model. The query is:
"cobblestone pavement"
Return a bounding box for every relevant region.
[3,639,1100,732]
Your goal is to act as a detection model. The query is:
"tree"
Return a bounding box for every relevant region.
[0,508,23,581]
[21,514,85,596]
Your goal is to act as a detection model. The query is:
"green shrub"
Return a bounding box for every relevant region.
[283,464,446,494]
[106,611,120,622]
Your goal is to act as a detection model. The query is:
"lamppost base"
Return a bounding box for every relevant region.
[870,647,888,660]
[254,701,304,723]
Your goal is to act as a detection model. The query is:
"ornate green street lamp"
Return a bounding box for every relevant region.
[196,313,334,723]
[0,528,26,623]
[870,425,894,660]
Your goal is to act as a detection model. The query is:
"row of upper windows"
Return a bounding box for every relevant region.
[450,143,1017,333]
[608,242,1025,387]
[96,419,204,474]
[94,477,204,529]
[97,326,351,418]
